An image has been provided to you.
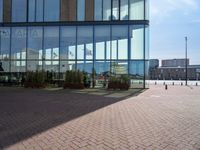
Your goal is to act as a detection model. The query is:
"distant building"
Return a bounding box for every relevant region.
[149,59,159,69]
[150,59,200,80]
[162,59,189,67]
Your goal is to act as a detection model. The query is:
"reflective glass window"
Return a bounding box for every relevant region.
[27,61,42,71]
[111,61,128,75]
[28,0,36,22]
[95,0,102,20]
[0,28,10,60]
[130,0,144,20]
[11,27,27,60]
[94,26,110,60]
[77,26,93,60]
[36,0,44,22]
[11,27,26,72]
[60,26,76,60]
[145,0,149,20]
[12,0,27,22]
[112,25,128,60]
[60,61,75,73]
[112,0,119,20]
[130,25,144,59]
[0,0,3,22]
[120,0,128,20]
[103,0,111,20]
[27,27,43,60]
[44,0,60,21]
[145,26,149,60]
[129,61,144,88]
[77,0,85,21]
[44,27,59,66]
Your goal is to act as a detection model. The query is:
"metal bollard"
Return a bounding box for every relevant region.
[165,84,168,90]
[163,82,165,85]
[155,82,157,85]
[196,83,198,86]
[181,82,183,86]
[172,82,174,86]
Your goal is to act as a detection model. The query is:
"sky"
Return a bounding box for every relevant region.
[150,0,200,65]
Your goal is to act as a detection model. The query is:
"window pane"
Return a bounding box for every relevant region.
[0,0,3,22]
[60,61,75,73]
[44,27,59,66]
[130,25,144,59]
[77,0,85,21]
[27,27,43,60]
[11,27,27,60]
[77,26,93,60]
[95,26,110,60]
[27,61,42,71]
[0,28,10,60]
[44,0,60,21]
[111,61,128,75]
[112,0,119,20]
[36,0,44,22]
[145,0,149,20]
[120,0,128,20]
[129,61,144,88]
[60,26,76,60]
[103,0,111,20]
[28,0,36,22]
[95,0,102,21]
[130,0,144,20]
[112,25,128,60]
[12,0,27,22]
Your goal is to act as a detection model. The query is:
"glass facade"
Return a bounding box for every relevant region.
[0,0,149,88]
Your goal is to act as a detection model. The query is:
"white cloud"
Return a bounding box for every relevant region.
[150,0,199,22]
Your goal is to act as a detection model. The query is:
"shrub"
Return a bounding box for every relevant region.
[64,70,84,89]
[108,75,130,90]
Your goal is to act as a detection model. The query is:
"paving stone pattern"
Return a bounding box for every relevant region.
[0,86,200,150]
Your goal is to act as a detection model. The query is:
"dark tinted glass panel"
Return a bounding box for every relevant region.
[28,0,36,22]
[77,26,93,60]
[94,0,102,20]
[60,26,76,60]
[103,0,111,20]
[0,28,10,60]
[27,27,43,60]
[44,0,60,21]
[77,0,85,21]
[12,0,27,22]
[0,0,3,22]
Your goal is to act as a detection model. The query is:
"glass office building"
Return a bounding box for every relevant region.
[0,0,149,88]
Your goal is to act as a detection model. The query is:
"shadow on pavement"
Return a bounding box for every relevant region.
[0,87,146,149]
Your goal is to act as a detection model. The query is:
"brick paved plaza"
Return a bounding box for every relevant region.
[0,86,200,150]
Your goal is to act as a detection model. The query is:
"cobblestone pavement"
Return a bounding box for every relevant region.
[0,86,200,150]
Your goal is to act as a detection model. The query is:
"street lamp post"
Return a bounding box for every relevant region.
[185,36,188,86]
